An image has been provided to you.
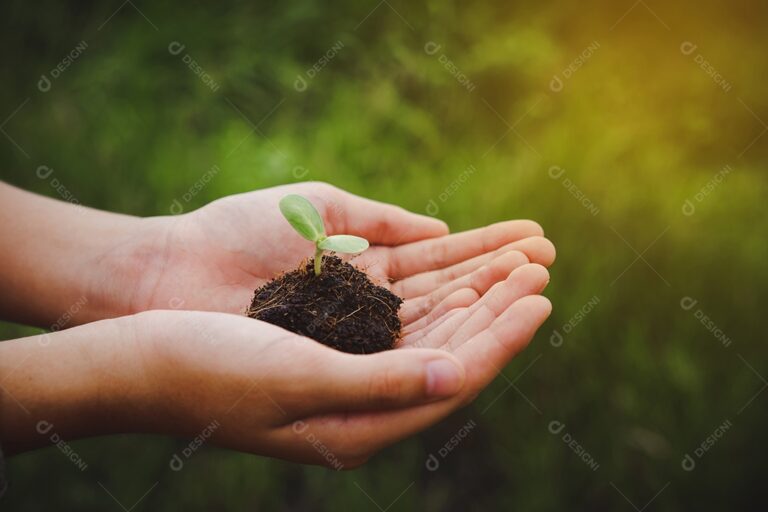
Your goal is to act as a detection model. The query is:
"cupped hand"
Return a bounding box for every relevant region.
[135,258,550,467]
[116,182,555,333]
[275,264,554,467]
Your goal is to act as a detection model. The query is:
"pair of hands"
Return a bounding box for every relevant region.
[3,182,555,468]
[116,182,555,467]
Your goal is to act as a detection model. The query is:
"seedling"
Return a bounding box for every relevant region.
[249,194,401,353]
[279,194,369,276]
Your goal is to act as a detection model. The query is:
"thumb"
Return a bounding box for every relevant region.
[304,348,466,413]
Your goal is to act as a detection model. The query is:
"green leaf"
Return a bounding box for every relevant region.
[279,194,326,242]
[318,235,369,254]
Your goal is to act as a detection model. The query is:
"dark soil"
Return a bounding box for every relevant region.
[247,255,402,354]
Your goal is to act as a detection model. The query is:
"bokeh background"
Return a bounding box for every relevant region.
[1,0,767,510]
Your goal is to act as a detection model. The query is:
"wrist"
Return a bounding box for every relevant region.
[81,216,175,322]
[121,310,191,433]
[122,310,228,439]
[0,182,174,328]
[0,315,158,453]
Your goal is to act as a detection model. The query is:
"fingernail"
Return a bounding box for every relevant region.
[426,359,464,398]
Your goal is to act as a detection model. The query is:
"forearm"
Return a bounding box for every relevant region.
[0,315,162,454]
[0,182,165,327]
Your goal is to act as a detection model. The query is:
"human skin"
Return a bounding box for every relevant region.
[0,181,555,466]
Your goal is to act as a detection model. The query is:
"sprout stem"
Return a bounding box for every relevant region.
[314,245,324,276]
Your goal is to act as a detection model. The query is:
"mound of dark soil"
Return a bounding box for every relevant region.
[247,255,402,354]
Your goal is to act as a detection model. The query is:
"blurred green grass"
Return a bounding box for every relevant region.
[1,0,767,510]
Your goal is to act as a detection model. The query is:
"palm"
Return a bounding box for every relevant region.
[206,257,555,467]
[284,256,555,466]
[141,183,555,334]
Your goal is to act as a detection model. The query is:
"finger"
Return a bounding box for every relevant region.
[508,236,556,267]
[443,263,550,351]
[282,296,552,462]
[453,295,552,389]
[294,348,467,414]
[408,263,549,350]
[391,236,554,299]
[310,185,449,245]
[402,308,469,349]
[387,220,544,279]
[401,287,479,337]
[399,250,529,325]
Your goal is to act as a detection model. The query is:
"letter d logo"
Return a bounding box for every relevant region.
[425,199,440,217]
[548,165,565,179]
[425,454,440,471]
[36,420,54,434]
[681,453,696,471]
[292,166,309,179]
[168,41,186,56]
[548,420,565,435]
[38,74,52,93]
[36,165,53,179]
[549,75,563,92]
[170,454,184,471]
[680,296,698,311]
[550,330,564,348]
[294,75,308,92]
[680,41,698,56]
[170,199,184,215]
[424,41,442,56]
[168,297,186,309]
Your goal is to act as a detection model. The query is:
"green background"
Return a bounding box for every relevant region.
[1,0,766,509]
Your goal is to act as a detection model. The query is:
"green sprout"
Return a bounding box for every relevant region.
[279,194,369,276]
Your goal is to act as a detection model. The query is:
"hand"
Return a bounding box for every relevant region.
[110,182,555,331]
[131,265,550,468]
[1,265,550,465]
[268,263,553,466]
[0,181,554,465]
